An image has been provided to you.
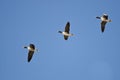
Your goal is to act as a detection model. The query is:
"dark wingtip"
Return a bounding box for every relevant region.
[28,60,31,62]
[64,38,68,40]
[28,57,31,62]
[67,21,70,25]
[67,21,70,23]
[101,29,104,33]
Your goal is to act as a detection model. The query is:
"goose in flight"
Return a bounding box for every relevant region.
[58,22,73,40]
[96,14,111,32]
[24,44,37,62]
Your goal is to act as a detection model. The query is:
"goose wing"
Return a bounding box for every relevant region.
[101,21,107,32]
[28,51,34,62]
[64,22,70,33]
[64,22,70,40]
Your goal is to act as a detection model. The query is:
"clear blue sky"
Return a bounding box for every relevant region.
[0,0,120,80]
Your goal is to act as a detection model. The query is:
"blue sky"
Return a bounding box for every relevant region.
[0,0,120,80]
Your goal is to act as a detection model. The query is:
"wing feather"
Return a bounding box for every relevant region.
[101,21,107,32]
[64,22,70,33]
[28,51,34,62]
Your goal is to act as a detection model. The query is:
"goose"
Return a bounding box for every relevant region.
[58,22,73,40]
[96,14,111,32]
[24,44,37,62]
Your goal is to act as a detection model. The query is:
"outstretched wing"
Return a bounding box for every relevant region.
[101,21,107,32]
[64,22,70,33]
[28,51,34,62]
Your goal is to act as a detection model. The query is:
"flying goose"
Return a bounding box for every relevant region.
[58,22,73,40]
[24,44,37,62]
[96,14,111,32]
